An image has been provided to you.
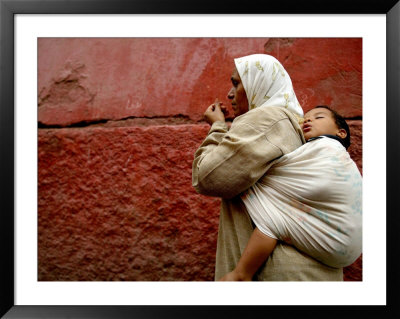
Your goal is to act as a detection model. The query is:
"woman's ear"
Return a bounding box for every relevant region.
[336,128,347,139]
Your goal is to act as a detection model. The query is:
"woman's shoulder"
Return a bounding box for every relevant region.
[234,106,296,126]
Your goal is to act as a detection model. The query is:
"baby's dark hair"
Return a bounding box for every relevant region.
[314,105,351,149]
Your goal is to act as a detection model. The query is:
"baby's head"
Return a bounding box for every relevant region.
[302,106,351,149]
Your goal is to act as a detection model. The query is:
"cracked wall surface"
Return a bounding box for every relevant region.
[38,38,363,281]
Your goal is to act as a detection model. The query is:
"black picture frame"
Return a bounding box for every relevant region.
[1,0,399,318]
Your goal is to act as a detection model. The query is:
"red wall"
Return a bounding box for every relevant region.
[38,38,362,281]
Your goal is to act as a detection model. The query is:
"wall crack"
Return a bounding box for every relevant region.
[38,114,204,129]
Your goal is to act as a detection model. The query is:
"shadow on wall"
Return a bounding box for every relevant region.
[38,38,362,281]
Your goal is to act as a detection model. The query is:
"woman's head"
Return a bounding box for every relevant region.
[227,54,303,118]
[227,67,249,117]
[302,105,351,149]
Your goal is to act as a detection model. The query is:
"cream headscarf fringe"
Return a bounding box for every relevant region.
[234,54,304,122]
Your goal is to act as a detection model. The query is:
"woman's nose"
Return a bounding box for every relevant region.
[227,87,234,99]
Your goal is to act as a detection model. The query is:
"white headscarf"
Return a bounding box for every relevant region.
[234,54,303,118]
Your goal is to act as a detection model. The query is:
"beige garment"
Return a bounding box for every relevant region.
[192,106,343,281]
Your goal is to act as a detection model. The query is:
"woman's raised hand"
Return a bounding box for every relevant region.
[204,99,228,125]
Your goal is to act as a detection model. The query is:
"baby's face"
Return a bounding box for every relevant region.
[302,108,340,141]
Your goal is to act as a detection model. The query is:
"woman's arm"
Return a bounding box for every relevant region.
[192,106,302,199]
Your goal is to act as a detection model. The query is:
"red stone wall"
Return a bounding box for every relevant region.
[38,38,362,281]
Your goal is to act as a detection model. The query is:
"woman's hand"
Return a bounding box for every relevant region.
[204,99,228,125]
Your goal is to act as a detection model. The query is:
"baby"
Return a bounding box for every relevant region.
[219,106,362,281]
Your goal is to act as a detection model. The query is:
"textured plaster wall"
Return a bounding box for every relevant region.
[38,38,362,281]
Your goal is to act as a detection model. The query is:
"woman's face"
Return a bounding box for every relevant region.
[227,67,249,117]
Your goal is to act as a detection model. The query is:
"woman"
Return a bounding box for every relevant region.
[192,54,343,280]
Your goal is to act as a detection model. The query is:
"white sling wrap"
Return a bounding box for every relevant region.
[241,136,362,268]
